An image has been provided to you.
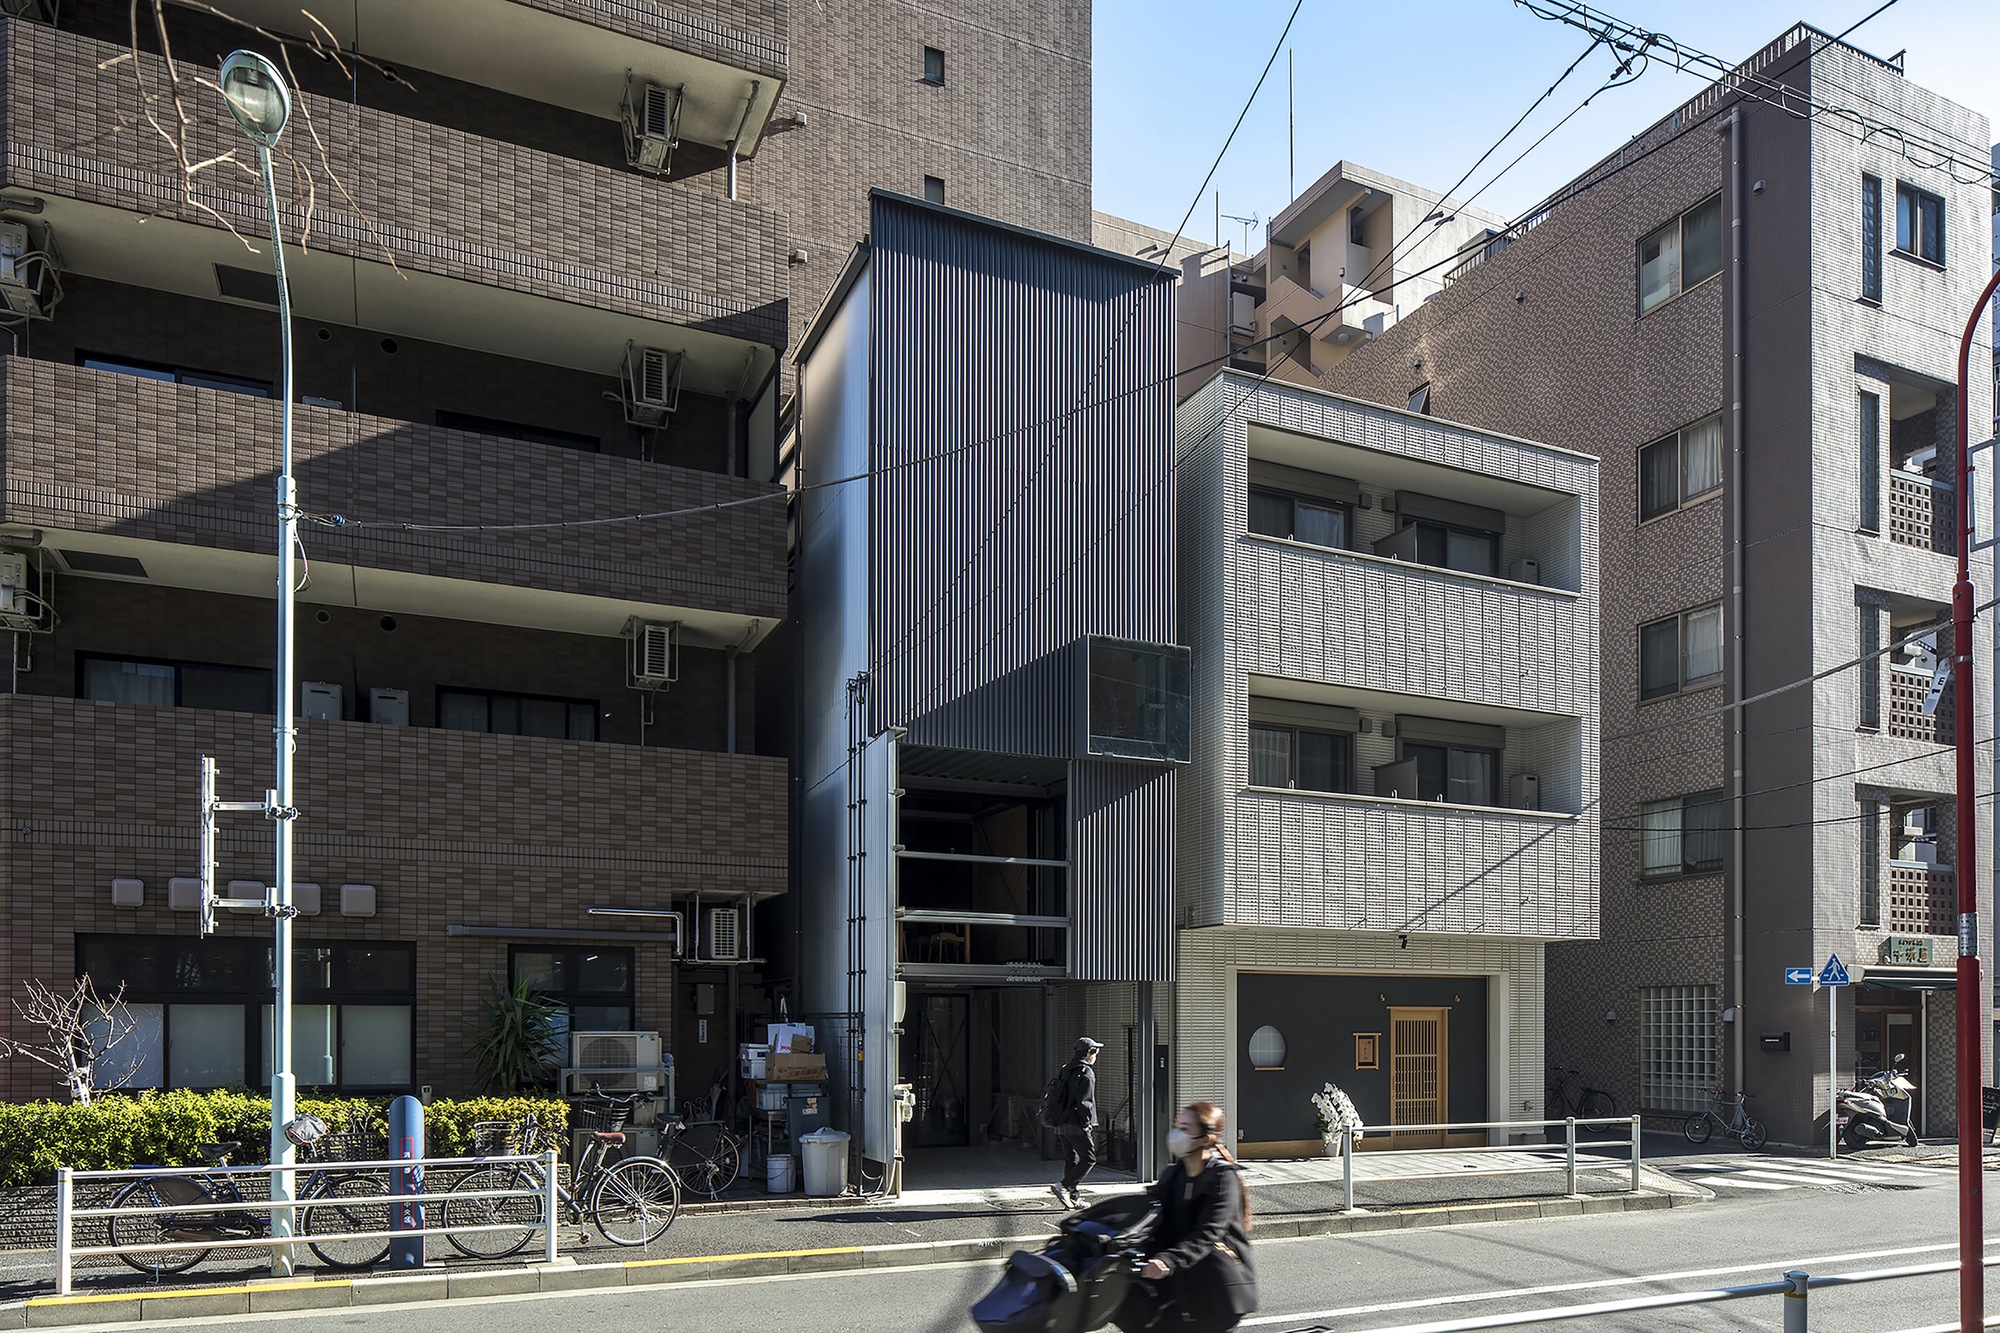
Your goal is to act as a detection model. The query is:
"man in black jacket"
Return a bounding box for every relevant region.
[1051,1036,1100,1207]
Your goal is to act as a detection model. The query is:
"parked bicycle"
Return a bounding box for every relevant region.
[443,1085,680,1257]
[662,1114,743,1200]
[1545,1065,1619,1133]
[1684,1088,1768,1149]
[107,1120,391,1275]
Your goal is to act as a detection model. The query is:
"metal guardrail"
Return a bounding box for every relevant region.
[1299,1255,1997,1332]
[1334,1116,1642,1212]
[53,1151,561,1295]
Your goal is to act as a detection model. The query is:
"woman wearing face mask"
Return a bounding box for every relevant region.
[1116,1102,1257,1332]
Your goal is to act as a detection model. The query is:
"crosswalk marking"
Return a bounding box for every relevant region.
[1691,1175,1793,1190]
[1689,1156,1940,1194]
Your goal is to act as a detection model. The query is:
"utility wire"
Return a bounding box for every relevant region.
[1833,0,1901,45]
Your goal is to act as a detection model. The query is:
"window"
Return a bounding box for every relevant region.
[1861,175,1883,301]
[511,946,636,1034]
[1248,724,1351,793]
[79,353,270,398]
[1407,383,1432,415]
[1894,183,1944,265]
[1404,743,1497,807]
[1084,638,1191,763]
[1640,790,1723,876]
[1637,194,1723,314]
[1858,391,1882,532]
[1349,204,1368,248]
[77,936,415,1092]
[1639,604,1724,699]
[438,688,598,741]
[923,176,945,205]
[1641,985,1718,1113]
[80,655,271,714]
[1248,486,1349,549]
[1859,798,1884,925]
[922,46,945,84]
[436,410,599,454]
[1398,519,1496,577]
[1637,414,1723,520]
[1858,605,1882,730]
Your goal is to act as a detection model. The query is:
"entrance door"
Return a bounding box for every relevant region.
[1856,1003,1922,1129]
[906,993,970,1148]
[1389,1008,1449,1148]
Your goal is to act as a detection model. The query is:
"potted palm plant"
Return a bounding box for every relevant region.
[470,977,564,1093]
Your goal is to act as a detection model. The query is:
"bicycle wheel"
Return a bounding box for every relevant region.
[109,1176,214,1275]
[590,1158,680,1246]
[1742,1118,1769,1151]
[443,1163,541,1260]
[1579,1090,1618,1134]
[1683,1111,1714,1144]
[303,1172,391,1270]
[668,1123,741,1199]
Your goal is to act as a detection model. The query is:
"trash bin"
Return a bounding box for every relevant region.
[801,1128,850,1198]
[766,1152,798,1193]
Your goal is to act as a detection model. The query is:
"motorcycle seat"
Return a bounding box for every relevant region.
[1004,1250,1078,1293]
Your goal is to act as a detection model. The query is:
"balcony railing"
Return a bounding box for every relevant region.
[1886,665,1951,742]
[1884,862,1955,935]
[1886,472,1955,554]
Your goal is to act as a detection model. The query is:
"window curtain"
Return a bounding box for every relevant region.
[1638,224,1679,313]
[1681,792,1725,872]
[1640,439,1680,519]
[1681,416,1723,498]
[1249,726,1291,788]
[1446,748,1494,806]
[83,660,174,706]
[1683,607,1724,683]
[1640,619,1681,696]
[1641,801,1681,875]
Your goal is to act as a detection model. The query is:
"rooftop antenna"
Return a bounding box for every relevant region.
[1220,209,1260,258]
[1288,48,1295,203]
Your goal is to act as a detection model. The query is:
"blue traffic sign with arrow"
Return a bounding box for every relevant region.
[1784,967,1815,985]
[1818,953,1851,986]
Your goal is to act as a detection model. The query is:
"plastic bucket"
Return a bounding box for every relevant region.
[766,1152,798,1193]
[800,1128,850,1197]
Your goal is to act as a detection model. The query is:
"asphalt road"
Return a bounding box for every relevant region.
[34,1149,1992,1332]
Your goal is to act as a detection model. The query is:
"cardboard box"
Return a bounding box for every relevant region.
[770,1052,828,1081]
[767,1023,815,1054]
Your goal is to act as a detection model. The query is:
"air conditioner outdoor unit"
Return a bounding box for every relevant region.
[563,1068,663,1095]
[621,74,684,176]
[0,218,59,321]
[1508,557,1541,585]
[628,620,682,690]
[621,343,685,428]
[708,907,742,961]
[0,550,39,632]
[1904,807,1933,837]
[300,681,342,721]
[572,1031,664,1071]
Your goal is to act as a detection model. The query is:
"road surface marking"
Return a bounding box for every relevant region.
[1689,1175,1793,1190]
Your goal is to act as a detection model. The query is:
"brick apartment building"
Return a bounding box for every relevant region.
[1320,25,1994,1143]
[0,0,1090,1104]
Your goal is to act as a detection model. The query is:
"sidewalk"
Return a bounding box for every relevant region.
[0,1143,1700,1326]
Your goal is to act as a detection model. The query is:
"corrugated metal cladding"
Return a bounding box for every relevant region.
[1070,759,1176,981]
[865,192,1179,753]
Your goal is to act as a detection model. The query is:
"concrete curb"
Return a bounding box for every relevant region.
[0,1190,1696,1327]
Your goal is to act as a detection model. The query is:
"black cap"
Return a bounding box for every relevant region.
[1075,1037,1102,1055]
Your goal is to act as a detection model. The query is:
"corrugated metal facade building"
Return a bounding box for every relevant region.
[792,193,1183,1175]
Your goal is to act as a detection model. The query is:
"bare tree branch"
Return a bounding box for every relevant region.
[0,978,144,1104]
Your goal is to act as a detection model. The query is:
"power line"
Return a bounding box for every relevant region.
[1602,739,1996,828]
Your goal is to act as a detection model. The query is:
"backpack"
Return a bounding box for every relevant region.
[1039,1063,1075,1129]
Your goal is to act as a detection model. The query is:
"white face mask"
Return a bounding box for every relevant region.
[1166,1128,1201,1159]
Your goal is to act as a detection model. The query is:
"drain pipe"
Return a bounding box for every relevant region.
[727,81,761,201]
[726,621,759,755]
[1723,108,1749,1096]
[725,349,758,478]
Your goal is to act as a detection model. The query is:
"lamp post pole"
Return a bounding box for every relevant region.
[219,51,299,1279]
[1950,257,1999,1333]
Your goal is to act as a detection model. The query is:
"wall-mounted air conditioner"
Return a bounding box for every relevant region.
[1509,773,1541,811]
[572,1031,663,1071]
[300,681,342,721]
[621,343,685,427]
[627,619,682,690]
[708,907,742,961]
[369,688,410,726]
[621,74,684,176]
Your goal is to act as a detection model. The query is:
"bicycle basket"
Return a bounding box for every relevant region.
[308,1130,388,1164]
[572,1103,630,1133]
[469,1120,526,1156]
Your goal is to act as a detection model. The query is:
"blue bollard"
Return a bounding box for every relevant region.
[388,1094,425,1269]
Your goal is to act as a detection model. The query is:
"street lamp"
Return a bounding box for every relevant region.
[219,48,303,1279]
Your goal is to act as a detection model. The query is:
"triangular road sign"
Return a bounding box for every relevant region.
[1819,953,1851,986]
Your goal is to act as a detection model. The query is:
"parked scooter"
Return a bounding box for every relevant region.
[971,1195,1155,1333]
[1837,1053,1919,1149]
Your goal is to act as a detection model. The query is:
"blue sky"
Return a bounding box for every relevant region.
[1092,0,2000,245]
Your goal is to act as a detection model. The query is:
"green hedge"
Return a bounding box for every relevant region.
[0,1090,568,1189]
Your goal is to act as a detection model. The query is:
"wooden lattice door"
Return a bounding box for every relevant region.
[1389,1008,1449,1147]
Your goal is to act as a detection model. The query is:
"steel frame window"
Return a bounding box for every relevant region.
[1641,984,1718,1113]
[1637,414,1723,522]
[1247,723,1352,793]
[1894,182,1944,265]
[1248,485,1350,550]
[1637,194,1723,315]
[1639,604,1724,700]
[1640,790,1724,876]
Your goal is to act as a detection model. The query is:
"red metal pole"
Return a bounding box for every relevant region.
[1952,261,1999,1333]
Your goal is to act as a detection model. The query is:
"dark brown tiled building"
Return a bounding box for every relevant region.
[1321,27,1993,1143]
[0,0,1088,1102]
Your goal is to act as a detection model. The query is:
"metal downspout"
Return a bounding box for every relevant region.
[1725,108,1748,1097]
[727,81,761,201]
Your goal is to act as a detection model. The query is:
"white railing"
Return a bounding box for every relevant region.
[53,1150,561,1296]
[1329,1255,1996,1332]
[1335,1117,1642,1212]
